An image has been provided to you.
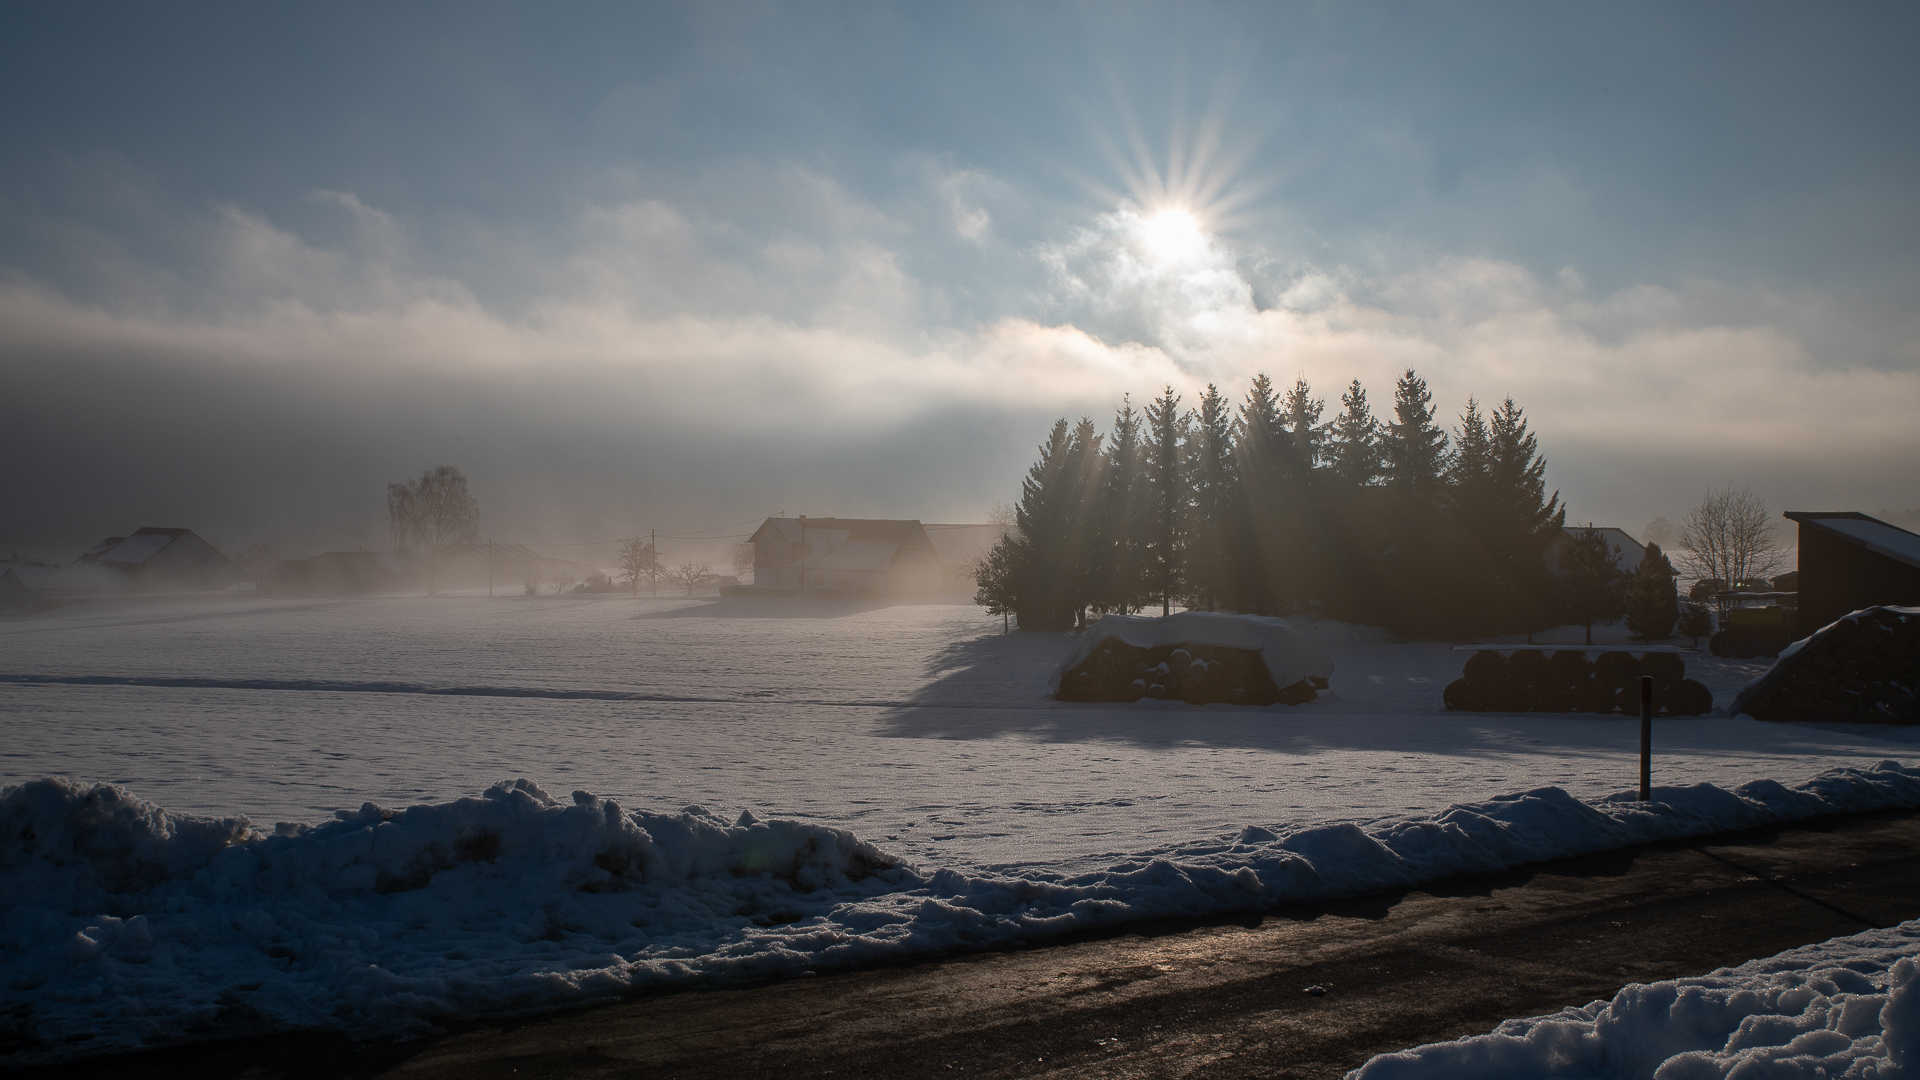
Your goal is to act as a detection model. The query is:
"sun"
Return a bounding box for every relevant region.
[1137,207,1207,264]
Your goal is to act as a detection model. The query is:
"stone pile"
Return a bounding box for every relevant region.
[1055,637,1322,705]
[1443,649,1714,716]
[1734,607,1919,724]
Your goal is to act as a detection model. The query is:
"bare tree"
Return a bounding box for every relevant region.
[1677,484,1790,592]
[731,542,755,582]
[387,465,480,595]
[670,561,713,596]
[517,562,543,596]
[617,538,660,596]
[232,540,279,581]
[548,566,580,595]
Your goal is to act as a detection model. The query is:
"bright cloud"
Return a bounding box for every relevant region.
[3,162,1916,554]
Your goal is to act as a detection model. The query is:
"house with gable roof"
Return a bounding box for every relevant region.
[742,517,1004,599]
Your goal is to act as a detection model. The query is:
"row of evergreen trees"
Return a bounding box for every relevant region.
[976,370,1574,636]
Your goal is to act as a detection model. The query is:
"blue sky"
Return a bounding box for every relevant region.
[3,2,1916,557]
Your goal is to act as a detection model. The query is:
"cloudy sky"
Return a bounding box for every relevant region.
[4,2,1917,561]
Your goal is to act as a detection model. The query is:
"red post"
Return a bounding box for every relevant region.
[1639,675,1653,801]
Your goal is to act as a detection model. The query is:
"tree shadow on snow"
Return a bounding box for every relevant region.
[875,629,1649,761]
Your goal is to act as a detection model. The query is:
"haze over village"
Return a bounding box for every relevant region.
[3,5,1920,1078]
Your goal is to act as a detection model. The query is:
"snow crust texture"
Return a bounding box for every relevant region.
[8,761,1920,1064]
[1352,922,1920,1080]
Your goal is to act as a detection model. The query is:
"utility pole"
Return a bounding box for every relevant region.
[487,538,492,597]
[1639,676,1654,801]
[798,514,806,598]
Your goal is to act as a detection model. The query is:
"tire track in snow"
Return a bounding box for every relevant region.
[0,672,1058,710]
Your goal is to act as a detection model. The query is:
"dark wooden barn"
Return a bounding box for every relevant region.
[1783,511,1920,636]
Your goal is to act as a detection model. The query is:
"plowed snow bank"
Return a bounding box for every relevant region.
[6,761,1920,1063]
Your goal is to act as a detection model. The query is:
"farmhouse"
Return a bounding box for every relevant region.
[1783,511,1920,637]
[1,527,243,611]
[1542,527,1647,576]
[744,517,1003,599]
[79,528,245,590]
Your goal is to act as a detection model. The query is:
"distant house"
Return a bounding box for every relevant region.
[82,528,245,591]
[1783,511,1920,636]
[1543,527,1648,576]
[742,517,1005,599]
[0,563,134,611]
[1,527,243,611]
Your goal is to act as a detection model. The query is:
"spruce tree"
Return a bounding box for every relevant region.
[1232,374,1287,612]
[1625,541,1679,640]
[1327,379,1381,488]
[1006,419,1088,630]
[1235,374,1285,469]
[1066,416,1107,624]
[1487,397,1566,631]
[1095,396,1145,614]
[1141,385,1188,615]
[1560,528,1626,645]
[1447,397,1492,494]
[1677,601,1713,646]
[1383,369,1449,499]
[1281,377,1328,477]
[1184,384,1238,611]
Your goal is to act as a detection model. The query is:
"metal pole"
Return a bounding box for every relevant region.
[1639,675,1653,801]
[798,514,806,598]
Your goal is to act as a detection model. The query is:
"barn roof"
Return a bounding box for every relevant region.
[1548,526,1647,574]
[97,530,180,565]
[1785,512,1920,570]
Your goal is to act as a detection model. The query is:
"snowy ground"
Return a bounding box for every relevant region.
[1353,921,1920,1079]
[5,594,1920,1063]
[3,593,1916,874]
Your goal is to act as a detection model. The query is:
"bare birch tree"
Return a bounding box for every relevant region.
[387,465,480,595]
[1677,484,1789,591]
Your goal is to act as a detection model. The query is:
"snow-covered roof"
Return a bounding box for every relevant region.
[1787,512,1920,569]
[1549,527,1646,574]
[79,537,127,560]
[97,531,177,565]
[1052,611,1336,694]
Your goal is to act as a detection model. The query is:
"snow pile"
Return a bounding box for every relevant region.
[1351,922,1920,1079]
[6,761,1920,1063]
[1050,611,1337,692]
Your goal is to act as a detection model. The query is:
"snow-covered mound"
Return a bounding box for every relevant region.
[1351,921,1920,1079]
[1051,611,1337,692]
[7,762,1920,1064]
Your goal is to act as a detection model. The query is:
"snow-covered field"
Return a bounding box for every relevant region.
[4,594,1920,1062]
[5,594,1917,872]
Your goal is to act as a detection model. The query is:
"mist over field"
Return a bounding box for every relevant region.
[3,3,1917,559]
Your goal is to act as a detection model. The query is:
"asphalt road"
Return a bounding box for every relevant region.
[26,808,1920,1080]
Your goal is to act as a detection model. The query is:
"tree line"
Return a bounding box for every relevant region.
[975,369,1582,637]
